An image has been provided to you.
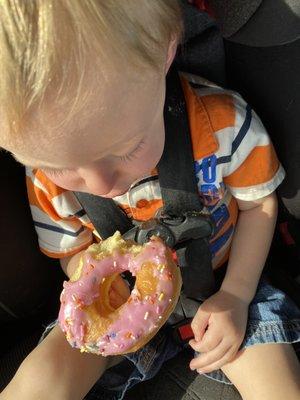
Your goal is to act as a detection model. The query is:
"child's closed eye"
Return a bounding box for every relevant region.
[118,139,146,163]
[42,167,69,178]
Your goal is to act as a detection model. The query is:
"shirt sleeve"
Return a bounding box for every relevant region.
[26,168,93,258]
[222,94,285,201]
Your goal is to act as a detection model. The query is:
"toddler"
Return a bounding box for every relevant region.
[0,1,299,400]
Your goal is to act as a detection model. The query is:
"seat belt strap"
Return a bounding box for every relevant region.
[158,68,215,301]
[157,67,203,215]
[74,192,133,239]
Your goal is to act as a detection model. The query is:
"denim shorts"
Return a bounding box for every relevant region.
[42,277,300,400]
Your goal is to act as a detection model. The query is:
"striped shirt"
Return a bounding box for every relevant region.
[26,73,285,268]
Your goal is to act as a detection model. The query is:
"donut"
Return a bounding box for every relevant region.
[58,231,182,356]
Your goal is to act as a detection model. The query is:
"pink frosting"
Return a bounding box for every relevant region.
[58,238,177,356]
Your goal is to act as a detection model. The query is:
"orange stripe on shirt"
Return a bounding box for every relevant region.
[120,199,163,221]
[34,169,66,199]
[181,78,219,160]
[199,93,235,133]
[26,176,62,222]
[224,144,280,188]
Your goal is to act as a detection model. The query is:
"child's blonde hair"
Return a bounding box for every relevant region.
[0,0,182,137]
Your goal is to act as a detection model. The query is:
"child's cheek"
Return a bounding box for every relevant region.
[43,170,82,191]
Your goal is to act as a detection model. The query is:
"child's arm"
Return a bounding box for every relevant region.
[60,251,85,278]
[221,192,278,303]
[0,324,121,400]
[0,249,124,400]
[189,192,278,373]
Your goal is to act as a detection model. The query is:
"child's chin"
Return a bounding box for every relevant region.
[98,188,129,198]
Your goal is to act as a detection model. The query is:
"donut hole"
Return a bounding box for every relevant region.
[107,273,131,309]
[121,271,136,291]
[93,263,158,319]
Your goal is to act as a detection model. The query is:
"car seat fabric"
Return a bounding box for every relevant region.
[0,151,64,323]
[176,1,226,86]
[224,38,300,222]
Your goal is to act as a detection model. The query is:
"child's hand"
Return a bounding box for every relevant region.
[189,290,249,374]
[108,275,130,309]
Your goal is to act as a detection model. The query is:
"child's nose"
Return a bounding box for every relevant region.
[77,163,116,195]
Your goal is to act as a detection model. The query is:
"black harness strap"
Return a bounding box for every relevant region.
[74,193,133,238]
[157,68,202,215]
[158,68,215,301]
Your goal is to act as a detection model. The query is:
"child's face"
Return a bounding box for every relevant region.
[11,68,167,198]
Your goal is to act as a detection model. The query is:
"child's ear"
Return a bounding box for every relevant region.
[165,37,178,74]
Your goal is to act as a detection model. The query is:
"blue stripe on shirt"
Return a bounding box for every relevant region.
[34,221,85,237]
[231,104,252,154]
[217,103,252,165]
[194,103,252,172]
[210,224,234,257]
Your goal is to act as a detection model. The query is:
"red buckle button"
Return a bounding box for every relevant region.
[178,324,194,341]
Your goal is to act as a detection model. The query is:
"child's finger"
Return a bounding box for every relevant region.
[189,339,229,371]
[109,287,125,308]
[193,326,224,352]
[111,275,130,300]
[190,310,210,342]
[189,332,222,353]
[193,347,238,374]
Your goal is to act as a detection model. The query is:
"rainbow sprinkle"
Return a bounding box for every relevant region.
[71,294,77,302]
[158,292,165,301]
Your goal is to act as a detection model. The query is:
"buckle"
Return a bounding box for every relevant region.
[122,219,176,247]
[123,209,214,248]
[170,318,194,344]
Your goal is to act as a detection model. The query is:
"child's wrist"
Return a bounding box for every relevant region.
[220,276,256,305]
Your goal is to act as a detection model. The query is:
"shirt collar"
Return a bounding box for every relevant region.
[181,75,219,159]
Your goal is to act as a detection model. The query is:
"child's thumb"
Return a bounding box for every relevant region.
[190,309,210,342]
